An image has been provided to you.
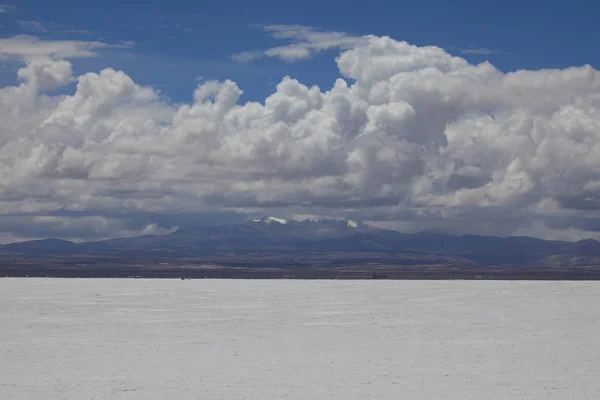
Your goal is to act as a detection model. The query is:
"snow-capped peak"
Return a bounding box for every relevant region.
[251,216,287,225]
[251,216,361,228]
[294,217,360,227]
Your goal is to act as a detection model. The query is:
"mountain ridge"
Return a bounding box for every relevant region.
[3,218,600,266]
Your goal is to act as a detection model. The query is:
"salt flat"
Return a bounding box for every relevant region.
[1,279,599,399]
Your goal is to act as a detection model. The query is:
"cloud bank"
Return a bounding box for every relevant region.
[1,33,600,242]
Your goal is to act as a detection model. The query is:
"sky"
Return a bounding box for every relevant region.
[1,0,600,243]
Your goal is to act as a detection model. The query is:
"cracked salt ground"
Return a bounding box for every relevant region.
[1,279,599,399]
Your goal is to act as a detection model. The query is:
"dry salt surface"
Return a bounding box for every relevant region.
[1,279,599,399]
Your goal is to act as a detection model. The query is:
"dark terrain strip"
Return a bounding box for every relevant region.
[3,265,600,280]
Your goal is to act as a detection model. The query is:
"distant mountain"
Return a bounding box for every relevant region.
[3,217,600,265]
[2,238,79,253]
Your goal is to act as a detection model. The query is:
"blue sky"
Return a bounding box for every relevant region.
[1,0,599,102]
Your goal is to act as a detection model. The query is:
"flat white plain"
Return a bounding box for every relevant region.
[1,279,599,399]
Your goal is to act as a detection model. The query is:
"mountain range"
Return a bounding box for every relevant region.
[2,217,600,266]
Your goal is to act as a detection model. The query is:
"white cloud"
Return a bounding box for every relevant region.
[231,50,262,63]
[0,4,14,13]
[460,48,500,55]
[16,20,94,36]
[17,57,73,90]
[17,20,48,33]
[0,35,130,60]
[2,35,600,241]
[232,25,367,62]
[64,29,93,35]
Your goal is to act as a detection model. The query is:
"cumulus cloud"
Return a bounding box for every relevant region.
[0,35,130,60]
[0,4,14,13]
[232,25,366,62]
[2,34,600,241]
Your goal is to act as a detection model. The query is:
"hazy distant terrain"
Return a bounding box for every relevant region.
[3,218,600,279]
[1,279,599,399]
[4,218,600,263]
